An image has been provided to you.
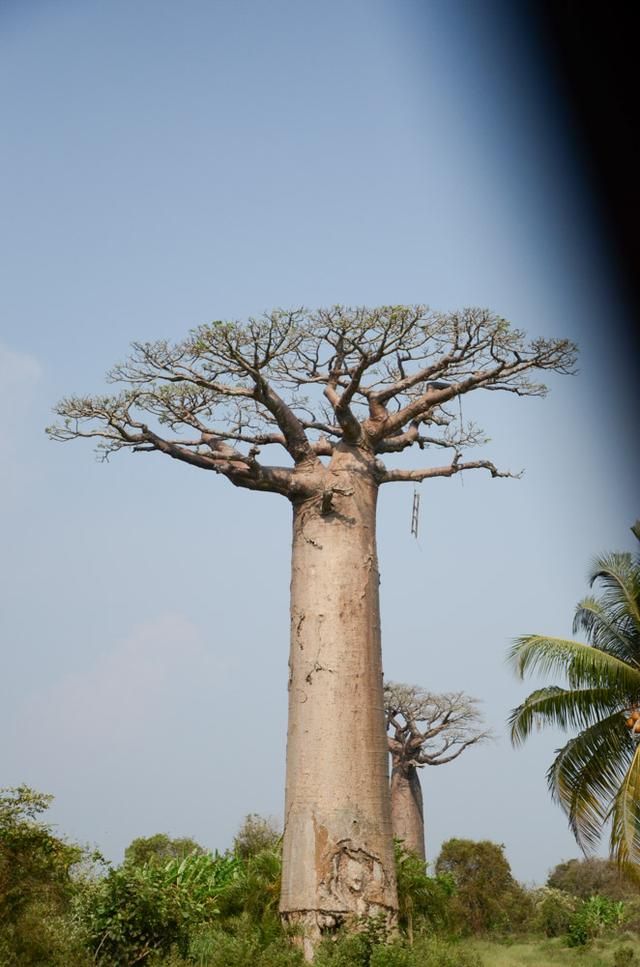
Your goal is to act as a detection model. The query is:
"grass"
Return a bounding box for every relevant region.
[466,935,639,967]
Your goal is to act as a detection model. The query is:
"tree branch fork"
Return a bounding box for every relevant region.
[47,306,577,498]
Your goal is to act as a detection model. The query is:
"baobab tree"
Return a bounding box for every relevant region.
[385,683,491,862]
[47,305,576,955]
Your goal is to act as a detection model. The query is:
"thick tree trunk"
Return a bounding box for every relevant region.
[280,446,397,958]
[390,760,426,862]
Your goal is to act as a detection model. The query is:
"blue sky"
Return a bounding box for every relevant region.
[1,0,637,883]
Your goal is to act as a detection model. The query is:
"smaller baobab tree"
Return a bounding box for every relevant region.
[384,683,491,862]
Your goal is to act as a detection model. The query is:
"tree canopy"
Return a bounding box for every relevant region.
[0,786,85,965]
[233,815,281,861]
[435,838,529,935]
[124,834,205,868]
[546,857,639,901]
[47,305,577,497]
[385,684,491,767]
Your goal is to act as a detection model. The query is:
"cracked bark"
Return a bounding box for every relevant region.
[281,444,397,959]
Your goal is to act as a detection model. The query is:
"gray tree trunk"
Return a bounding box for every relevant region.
[390,760,426,862]
[280,446,398,958]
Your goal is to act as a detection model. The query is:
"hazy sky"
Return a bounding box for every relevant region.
[1,0,637,884]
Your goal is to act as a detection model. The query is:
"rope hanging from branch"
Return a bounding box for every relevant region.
[410,487,421,539]
[458,392,464,487]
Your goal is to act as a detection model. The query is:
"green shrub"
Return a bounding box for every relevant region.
[531,886,577,937]
[124,833,205,867]
[0,900,90,966]
[78,851,240,964]
[214,847,281,929]
[394,842,455,939]
[0,786,88,966]
[76,844,291,966]
[493,881,535,934]
[233,815,281,860]
[368,944,414,967]
[435,838,526,936]
[314,924,400,967]
[314,932,374,967]
[566,894,625,946]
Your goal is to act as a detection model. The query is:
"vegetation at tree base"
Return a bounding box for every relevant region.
[78,851,241,964]
[393,841,455,942]
[508,523,640,867]
[3,529,638,964]
[2,787,637,965]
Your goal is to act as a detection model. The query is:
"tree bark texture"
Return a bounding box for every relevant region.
[390,761,426,862]
[280,446,398,956]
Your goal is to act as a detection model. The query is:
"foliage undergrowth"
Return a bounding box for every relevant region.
[566,895,626,947]
[77,851,240,964]
[2,788,639,966]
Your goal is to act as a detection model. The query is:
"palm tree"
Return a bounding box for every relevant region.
[508,523,640,869]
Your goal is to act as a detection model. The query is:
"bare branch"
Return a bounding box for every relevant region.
[379,458,519,484]
[322,336,366,444]
[46,393,294,496]
[366,311,577,443]
[210,316,317,465]
[47,305,577,496]
[376,419,487,454]
[416,731,490,766]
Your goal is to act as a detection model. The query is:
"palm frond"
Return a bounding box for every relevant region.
[507,635,640,695]
[609,742,640,868]
[507,531,640,867]
[573,595,640,668]
[509,686,623,746]
[547,712,635,852]
[585,552,640,637]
